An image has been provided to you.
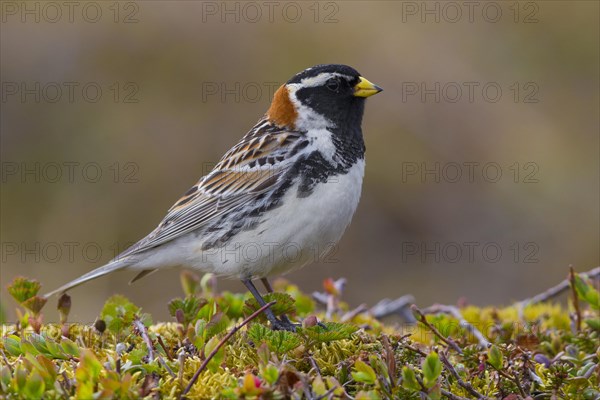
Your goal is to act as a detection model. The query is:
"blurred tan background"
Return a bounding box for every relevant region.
[1,1,598,323]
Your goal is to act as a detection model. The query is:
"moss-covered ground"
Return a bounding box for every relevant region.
[1,268,598,399]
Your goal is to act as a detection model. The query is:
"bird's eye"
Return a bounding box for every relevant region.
[325,78,340,92]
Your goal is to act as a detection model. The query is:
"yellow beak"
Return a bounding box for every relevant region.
[353,76,383,97]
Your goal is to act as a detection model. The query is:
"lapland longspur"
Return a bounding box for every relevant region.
[45,64,382,330]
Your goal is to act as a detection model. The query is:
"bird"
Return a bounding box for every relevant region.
[44,64,382,330]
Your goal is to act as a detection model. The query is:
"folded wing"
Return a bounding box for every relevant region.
[118,123,307,259]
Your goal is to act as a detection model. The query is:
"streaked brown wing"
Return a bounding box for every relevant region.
[116,124,306,259]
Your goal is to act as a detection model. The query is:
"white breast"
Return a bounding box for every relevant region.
[193,159,365,278]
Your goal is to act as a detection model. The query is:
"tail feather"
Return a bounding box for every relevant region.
[129,269,158,285]
[43,259,129,299]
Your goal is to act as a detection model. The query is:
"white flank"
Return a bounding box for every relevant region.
[189,159,365,278]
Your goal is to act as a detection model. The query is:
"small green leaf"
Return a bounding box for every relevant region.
[248,323,270,342]
[7,277,41,303]
[195,318,207,336]
[256,342,270,366]
[574,275,600,310]
[402,366,420,391]
[262,364,279,386]
[243,292,296,319]
[60,338,80,357]
[271,331,301,353]
[584,318,600,331]
[300,322,357,343]
[248,324,301,353]
[200,273,217,295]
[422,352,442,389]
[220,388,238,399]
[312,375,327,395]
[220,291,246,319]
[325,376,346,396]
[19,339,40,356]
[294,292,315,316]
[488,345,503,369]
[168,296,207,326]
[101,294,143,335]
[23,370,45,399]
[35,354,57,385]
[352,359,377,385]
[14,365,27,393]
[369,354,389,382]
[205,311,229,339]
[180,270,201,297]
[204,336,224,373]
[355,390,382,400]
[75,350,102,398]
[577,362,597,377]
[128,347,147,364]
[44,339,68,360]
[0,366,11,392]
[4,335,23,356]
[428,383,442,400]
[79,349,102,379]
[21,296,47,315]
[29,333,50,355]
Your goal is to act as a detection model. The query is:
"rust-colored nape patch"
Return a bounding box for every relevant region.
[267,85,297,129]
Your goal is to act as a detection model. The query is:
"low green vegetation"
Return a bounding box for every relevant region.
[1,268,598,399]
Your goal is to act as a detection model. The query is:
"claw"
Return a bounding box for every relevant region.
[270,317,300,332]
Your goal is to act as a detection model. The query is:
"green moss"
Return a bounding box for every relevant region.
[2,271,599,399]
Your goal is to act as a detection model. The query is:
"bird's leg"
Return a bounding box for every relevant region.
[260,277,295,326]
[259,278,325,330]
[260,277,274,293]
[242,279,295,331]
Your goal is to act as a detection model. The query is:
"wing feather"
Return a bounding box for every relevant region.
[116,123,306,259]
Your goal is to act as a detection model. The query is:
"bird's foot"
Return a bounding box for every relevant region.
[317,321,328,329]
[270,315,300,332]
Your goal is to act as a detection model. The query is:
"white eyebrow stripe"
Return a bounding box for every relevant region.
[298,72,353,88]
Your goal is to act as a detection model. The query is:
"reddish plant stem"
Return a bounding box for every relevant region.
[181,300,276,397]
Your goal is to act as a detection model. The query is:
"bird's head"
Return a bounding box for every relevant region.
[267,64,382,131]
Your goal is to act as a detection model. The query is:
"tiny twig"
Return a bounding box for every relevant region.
[402,342,427,357]
[421,304,490,348]
[569,266,582,332]
[326,294,336,319]
[133,318,154,361]
[487,363,526,398]
[412,305,463,354]
[157,354,176,378]
[315,387,337,400]
[0,349,13,373]
[511,369,527,398]
[516,266,599,308]
[157,335,173,361]
[439,351,486,399]
[181,300,276,397]
[381,335,396,387]
[311,291,328,305]
[312,278,346,319]
[57,371,70,397]
[370,295,416,322]
[308,355,322,377]
[416,375,469,400]
[441,388,471,400]
[398,334,427,357]
[340,303,368,322]
[177,351,185,389]
[116,358,121,374]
